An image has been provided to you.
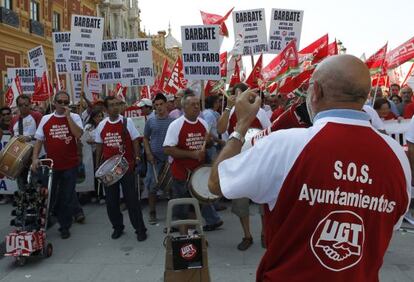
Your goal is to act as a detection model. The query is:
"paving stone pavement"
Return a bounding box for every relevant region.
[0,201,412,282]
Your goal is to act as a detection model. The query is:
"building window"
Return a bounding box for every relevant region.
[53,12,60,31]
[30,1,39,22]
[4,0,12,10]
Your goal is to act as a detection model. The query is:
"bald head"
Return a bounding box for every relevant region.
[312,55,371,103]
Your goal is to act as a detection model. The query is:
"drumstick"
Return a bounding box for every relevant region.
[152,163,159,184]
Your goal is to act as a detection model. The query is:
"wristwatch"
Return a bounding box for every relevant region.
[229,131,245,144]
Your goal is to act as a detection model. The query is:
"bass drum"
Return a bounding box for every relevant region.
[0,137,33,179]
[189,165,220,204]
[95,155,129,186]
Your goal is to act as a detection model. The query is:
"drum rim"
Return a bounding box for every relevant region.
[189,165,220,204]
[0,137,33,179]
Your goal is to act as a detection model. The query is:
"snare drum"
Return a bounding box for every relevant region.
[0,137,33,179]
[189,165,220,204]
[95,155,129,186]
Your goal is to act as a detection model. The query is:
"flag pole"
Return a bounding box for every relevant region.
[55,62,61,91]
[401,62,414,87]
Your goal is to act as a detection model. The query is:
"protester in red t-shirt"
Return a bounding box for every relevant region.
[209,55,410,282]
[32,91,84,239]
[217,82,271,251]
[164,89,223,235]
[95,96,147,241]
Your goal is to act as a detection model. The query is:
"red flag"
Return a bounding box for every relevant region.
[229,59,241,87]
[110,83,123,97]
[4,86,14,107]
[245,53,263,88]
[122,85,128,98]
[386,36,414,69]
[200,7,234,37]
[32,72,52,102]
[365,43,388,75]
[278,69,313,95]
[164,57,187,95]
[371,74,389,87]
[220,52,227,78]
[262,40,299,83]
[299,34,329,65]
[140,85,149,99]
[150,76,161,95]
[328,41,338,56]
[159,59,171,90]
[14,75,23,96]
[204,80,216,97]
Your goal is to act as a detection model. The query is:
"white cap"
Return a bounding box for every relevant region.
[166,95,175,102]
[137,98,153,107]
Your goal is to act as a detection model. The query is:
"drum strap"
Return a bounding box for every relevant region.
[18,116,23,136]
[121,117,128,154]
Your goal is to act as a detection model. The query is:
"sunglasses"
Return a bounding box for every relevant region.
[56,100,70,105]
[401,91,412,94]
[18,103,30,107]
[1,112,11,115]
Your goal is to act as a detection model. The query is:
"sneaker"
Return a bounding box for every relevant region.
[99,199,106,205]
[137,232,147,242]
[74,213,86,224]
[91,197,98,204]
[111,229,124,239]
[149,211,157,225]
[237,237,253,251]
[60,229,71,239]
[0,198,7,204]
[203,220,224,232]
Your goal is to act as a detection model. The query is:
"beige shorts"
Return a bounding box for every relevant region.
[231,198,264,218]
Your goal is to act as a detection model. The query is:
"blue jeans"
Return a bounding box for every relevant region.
[50,167,79,230]
[172,178,221,225]
[144,160,165,195]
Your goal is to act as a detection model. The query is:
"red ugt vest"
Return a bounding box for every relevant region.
[258,123,409,282]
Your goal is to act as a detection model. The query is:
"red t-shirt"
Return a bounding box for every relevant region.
[95,116,140,171]
[35,112,83,170]
[403,102,414,119]
[163,116,208,180]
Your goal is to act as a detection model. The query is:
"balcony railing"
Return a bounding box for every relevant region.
[0,7,20,28]
[29,19,44,37]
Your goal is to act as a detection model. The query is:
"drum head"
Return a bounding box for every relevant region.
[95,155,123,178]
[190,166,220,203]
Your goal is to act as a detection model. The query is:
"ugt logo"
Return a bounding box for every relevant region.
[310,210,364,271]
[180,243,197,260]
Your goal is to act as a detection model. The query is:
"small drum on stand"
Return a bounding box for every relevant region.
[95,155,129,186]
[0,137,33,179]
[189,165,220,204]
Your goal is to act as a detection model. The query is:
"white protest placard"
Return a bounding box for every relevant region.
[83,61,100,102]
[118,39,154,86]
[268,9,303,53]
[28,45,47,71]
[181,25,221,81]
[68,61,82,103]
[69,15,104,62]
[7,68,44,94]
[52,32,71,74]
[98,39,122,84]
[232,9,268,56]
